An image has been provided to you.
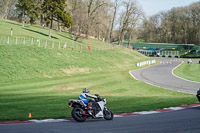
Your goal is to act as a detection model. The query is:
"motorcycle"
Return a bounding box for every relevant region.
[197,89,200,102]
[68,94,113,122]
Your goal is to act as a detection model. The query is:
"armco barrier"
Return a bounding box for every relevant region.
[136,60,156,67]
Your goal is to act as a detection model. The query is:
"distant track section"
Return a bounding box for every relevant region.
[130,58,200,94]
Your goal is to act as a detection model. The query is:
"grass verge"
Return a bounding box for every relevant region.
[173,62,200,82]
[0,70,197,121]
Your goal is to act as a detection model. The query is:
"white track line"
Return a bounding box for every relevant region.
[113,104,200,117]
[136,111,159,115]
[29,119,69,123]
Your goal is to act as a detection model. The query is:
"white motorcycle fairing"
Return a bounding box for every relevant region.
[95,99,106,118]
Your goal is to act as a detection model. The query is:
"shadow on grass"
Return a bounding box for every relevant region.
[6,21,22,26]
[57,33,76,42]
[23,28,58,39]
[57,33,84,44]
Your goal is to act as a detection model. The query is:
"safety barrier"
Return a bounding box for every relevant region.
[136,60,156,67]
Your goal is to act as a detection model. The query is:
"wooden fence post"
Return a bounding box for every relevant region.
[23,38,26,44]
[31,38,34,45]
[63,43,67,49]
[45,41,47,48]
[11,28,13,37]
[58,42,60,49]
[37,39,40,47]
[16,37,18,44]
[80,44,82,53]
[7,36,9,44]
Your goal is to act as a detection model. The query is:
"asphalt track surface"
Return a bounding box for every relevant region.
[1,58,200,133]
[130,58,200,94]
[1,106,200,133]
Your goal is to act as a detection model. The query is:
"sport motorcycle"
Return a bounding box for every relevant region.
[69,94,113,122]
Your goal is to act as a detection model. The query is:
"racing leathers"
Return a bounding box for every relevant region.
[78,93,97,104]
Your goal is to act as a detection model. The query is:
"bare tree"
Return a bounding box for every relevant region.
[139,1,200,45]
[109,0,120,43]
[85,0,108,38]
[68,0,112,41]
[118,0,141,45]
[0,0,17,20]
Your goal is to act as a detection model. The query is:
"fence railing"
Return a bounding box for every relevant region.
[0,35,118,52]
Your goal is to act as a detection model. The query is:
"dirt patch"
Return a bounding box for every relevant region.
[57,53,62,56]
[43,74,53,78]
[62,66,90,75]
[48,84,75,92]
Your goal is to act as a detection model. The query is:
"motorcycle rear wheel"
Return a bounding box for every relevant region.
[72,108,87,122]
[103,108,113,120]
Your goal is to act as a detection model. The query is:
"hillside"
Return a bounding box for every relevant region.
[0,20,197,121]
[0,20,149,84]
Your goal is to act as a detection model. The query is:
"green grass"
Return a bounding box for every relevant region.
[0,19,198,121]
[174,62,200,82]
[0,69,196,121]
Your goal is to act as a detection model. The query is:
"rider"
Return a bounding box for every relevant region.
[79,88,97,115]
[79,88,97,104]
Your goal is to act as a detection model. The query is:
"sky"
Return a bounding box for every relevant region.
[137,0,200,16]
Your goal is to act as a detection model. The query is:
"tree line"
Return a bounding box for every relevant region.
[0,0,142,44]
[138,1,200,46]
[0,0,73,38]
[0,0,199,46]
[68,0,142,45]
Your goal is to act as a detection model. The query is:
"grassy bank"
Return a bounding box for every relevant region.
[0,20,198,121]
[174,62,200,82]
[0,68,196,121]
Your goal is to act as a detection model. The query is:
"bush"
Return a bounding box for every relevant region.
[162,55,165,57]
[168,55,172,58]
[175,56,179,58]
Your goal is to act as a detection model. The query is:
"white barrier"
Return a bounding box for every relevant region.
[136,60,156,67]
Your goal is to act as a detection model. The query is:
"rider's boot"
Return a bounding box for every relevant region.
[87,102,94,116]
[88,110,93,115]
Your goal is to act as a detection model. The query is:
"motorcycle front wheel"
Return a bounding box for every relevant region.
[103,107,113,120]
[72,108,87,122]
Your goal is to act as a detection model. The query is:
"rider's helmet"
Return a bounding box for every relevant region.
[83,88,89,93]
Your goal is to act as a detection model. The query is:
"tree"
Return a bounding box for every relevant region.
[109,0,120,43]
[35,0,45,26]
[42,0,73,38]
[16,0,39,26]
[68,0,112,41]
[85,0,108,38]
[0,0,18,19]
[138,1,200,45]
[118,0,141,45]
